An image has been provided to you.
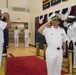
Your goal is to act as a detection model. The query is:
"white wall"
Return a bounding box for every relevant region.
[8,0,30,23]
[0,0,30,23]
[9,11,30,22]
[29,0,76,45]
[8,0,29,11]
[0,0,7,12]
[0,0,6,7]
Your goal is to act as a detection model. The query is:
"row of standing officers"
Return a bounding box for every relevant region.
[14,26,31,47]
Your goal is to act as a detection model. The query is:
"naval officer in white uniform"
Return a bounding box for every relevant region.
[0,11,11,67]
[23,26,31,47]
[64,15,76,68]
[38,13,68,75]
[14,26,20,47]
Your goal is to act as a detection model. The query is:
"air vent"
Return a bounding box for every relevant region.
[12,7,25,12]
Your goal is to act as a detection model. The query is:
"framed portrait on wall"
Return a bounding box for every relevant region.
[42,0,50,10]
[51,0,61,6]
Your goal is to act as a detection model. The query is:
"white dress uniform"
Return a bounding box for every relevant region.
[67,21,76,68]
[0,20,7,67]
[24,29,30,47]
[14,29,20,47]
[42,26,68,75]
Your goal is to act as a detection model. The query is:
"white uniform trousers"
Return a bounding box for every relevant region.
[46,47,63,75]
[24,36,29,47]
[0,44,3,67]
[14,35,19,47]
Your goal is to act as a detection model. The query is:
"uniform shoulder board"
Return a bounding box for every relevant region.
[46,25,51,28]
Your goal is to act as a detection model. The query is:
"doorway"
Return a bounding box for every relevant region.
[9,22,28,43]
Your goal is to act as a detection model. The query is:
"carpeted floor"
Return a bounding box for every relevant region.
[7,56,68,75]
